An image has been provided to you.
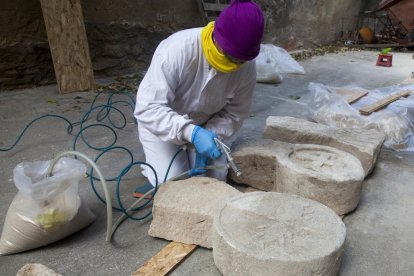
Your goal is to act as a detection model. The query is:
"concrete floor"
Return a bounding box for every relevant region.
[0,50,414,275]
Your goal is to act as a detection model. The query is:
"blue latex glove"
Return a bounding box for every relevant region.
[191,126,222,160]
[188,152,208,176]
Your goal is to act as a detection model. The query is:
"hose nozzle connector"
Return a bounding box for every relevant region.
[228,156,242,177]
[214,138,242,177]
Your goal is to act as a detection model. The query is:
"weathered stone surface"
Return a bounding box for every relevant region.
[263,116,385,175]
[257,0,366,48]
[1,0,371,90]
[149,177,241,248]
[213,192,346,276]
[230,139,365,215]
[16,263,61,276]
[230,139,287,192]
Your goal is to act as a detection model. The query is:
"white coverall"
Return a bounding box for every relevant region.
[134,27,256,185]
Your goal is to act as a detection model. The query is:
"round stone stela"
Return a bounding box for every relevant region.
[213,192,346,276]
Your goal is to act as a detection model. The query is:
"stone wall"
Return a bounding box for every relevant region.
[82,0,203,77]
[0,0,202,90]
[257,0,366,49]
[0,0,381,90]
[0,0,54,90]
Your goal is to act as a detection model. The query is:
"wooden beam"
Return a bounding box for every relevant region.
[330,87,369,104]
[349,42,414,48]
[243,187,263,193]
[402,76,414,84]
[359,90,412,115]
[131,242,197,276]
[39,0,95,93]
[346,91,369,104]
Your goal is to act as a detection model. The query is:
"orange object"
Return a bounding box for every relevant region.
[359,27,375,44]
[376,53,393,67]
[133,191,154,199]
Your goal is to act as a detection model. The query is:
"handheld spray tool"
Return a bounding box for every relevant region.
[214,138,242,177]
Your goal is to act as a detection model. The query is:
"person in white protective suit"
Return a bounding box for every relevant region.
[133,0,265,195]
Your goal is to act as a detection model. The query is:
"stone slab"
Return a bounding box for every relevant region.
[16,263,61,276]
[148,177,241,248]
[263,116,385,176]
[213,192,346,276]
[230,139,365,215]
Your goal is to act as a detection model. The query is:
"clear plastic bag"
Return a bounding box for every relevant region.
[255,62,283,84]
[255,44,305,84]
[307,82,414,151]
[307,82,366,128]
[365,110,414,150]
[0,157,95,255]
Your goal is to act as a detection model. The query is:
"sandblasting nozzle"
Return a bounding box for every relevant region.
[215,138,242,177]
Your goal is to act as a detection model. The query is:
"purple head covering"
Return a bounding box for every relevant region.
[213,0,264,61]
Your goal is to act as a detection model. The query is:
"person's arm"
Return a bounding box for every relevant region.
[204,63,256,140]
[134,52,195,145]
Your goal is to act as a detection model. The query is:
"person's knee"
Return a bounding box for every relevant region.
[206,168,228,181]
[205,155,228,181]
[144,151,190,185]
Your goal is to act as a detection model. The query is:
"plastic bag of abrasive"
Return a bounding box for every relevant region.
[0,157,95,255]
[255,44,305,84]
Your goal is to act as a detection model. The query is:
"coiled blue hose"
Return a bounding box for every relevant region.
[0,91,183,239]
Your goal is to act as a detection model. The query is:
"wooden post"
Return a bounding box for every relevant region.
[39,0,95,93]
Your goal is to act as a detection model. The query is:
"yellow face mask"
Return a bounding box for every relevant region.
[201,22,243,73]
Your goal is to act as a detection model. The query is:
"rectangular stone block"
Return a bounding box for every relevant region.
[149,177,241,248]
[263,116,385,175]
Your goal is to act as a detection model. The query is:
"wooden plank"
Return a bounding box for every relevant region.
[388,0,414,32]
[402,76,414,84]
[132,242,197,276]
[243,187,263,193]
[345,91,369,104]
[330,87,369,104]
[359,90,412,115]
[39,0,95,93]
[349,42,414,48]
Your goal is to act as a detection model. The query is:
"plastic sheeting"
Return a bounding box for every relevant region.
[255,44,305,84]
[307,82,414,151]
